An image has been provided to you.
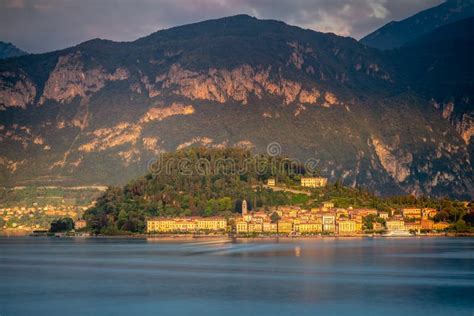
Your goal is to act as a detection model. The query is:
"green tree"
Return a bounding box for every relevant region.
[434,210,449,222]
[270,212,281,235]
[453,219,473,232]
[49,217,74,233]
[117,209,128,230]
[217,197,232,212]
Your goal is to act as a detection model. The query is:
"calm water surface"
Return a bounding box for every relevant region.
[0,237,473,316]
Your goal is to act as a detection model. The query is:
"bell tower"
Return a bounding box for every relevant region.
[242,200,248,216]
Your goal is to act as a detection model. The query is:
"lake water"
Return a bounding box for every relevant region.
[0,237,473,316]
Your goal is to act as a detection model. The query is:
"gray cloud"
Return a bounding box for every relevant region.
[0,0,444,53]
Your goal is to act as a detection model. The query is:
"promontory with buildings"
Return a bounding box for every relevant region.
[143,177,466,237]
[146,178,452,237]
[2,172,473,237]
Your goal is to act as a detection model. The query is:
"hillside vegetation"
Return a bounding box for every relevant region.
[84,148,472,234]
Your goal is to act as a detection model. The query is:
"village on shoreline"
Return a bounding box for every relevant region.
[144,177,471,238]
[144,200,454,238]
[2,177,473,238]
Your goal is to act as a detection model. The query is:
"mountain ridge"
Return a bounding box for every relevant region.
[0,41,28,60]
[392,17,474,160]
[360,0,474,50]
[0,13,472,198]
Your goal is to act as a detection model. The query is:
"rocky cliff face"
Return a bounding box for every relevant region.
[149,63,328,106]
[433,99,474,145]
[0,15,472,198]
[41,52,129,104]
[0,71,36,109]
[458,114,474,145]
[370,136,412,183]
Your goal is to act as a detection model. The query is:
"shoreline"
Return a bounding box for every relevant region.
[2,232,473,238]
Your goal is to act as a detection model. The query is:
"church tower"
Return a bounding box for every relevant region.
[242,200,248,216]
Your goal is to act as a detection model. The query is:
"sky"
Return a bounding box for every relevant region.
[1,0,445,54]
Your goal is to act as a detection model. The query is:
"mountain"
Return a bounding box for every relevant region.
[0,42,27,60]
[0,15,472,198]
[360,0,474,50]
[393,17,474,158]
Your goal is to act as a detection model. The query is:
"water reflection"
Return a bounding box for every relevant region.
[0,237,473,316]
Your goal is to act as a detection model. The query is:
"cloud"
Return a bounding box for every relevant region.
[4,0,25,9]
[0,0,444,53]
[367,0,389,19]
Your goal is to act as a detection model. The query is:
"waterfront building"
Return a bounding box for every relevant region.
[236,220,248,233]
[421,219,435,230]
[277,220,293,233]
[263,221,278,233]
[355,208,378,217]
[378,211,389,219]
[310,207,322,214]
[349,211,363,222]
[433,222,450,230]
[336,209,349,219]
[147,218,177,233]
[253,211,268,218]
[386,219,406,231]
[299,213,312,222]
[74,219,87,230]
[372,222,384,231]
[322,202,334,209]
[248,222,263,233]
[295,221,323,234]
[196,217,227,231]
[174,219,197,232]
[337,219,358,235]
[243,214,253,222]
[251,215,265,224]
[288,209,299,218]
[147,217,226,233]
[422,208,437,219]
[405,221,422,231]
[322,213,336,232]
[402,208,422,219]
[301,177,328,188]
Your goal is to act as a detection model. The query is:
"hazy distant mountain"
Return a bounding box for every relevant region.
[396,17,473,101]
[393,17,474,162]
[360,0,474,50]
[0,42,27,59]
[0,14,472,198]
